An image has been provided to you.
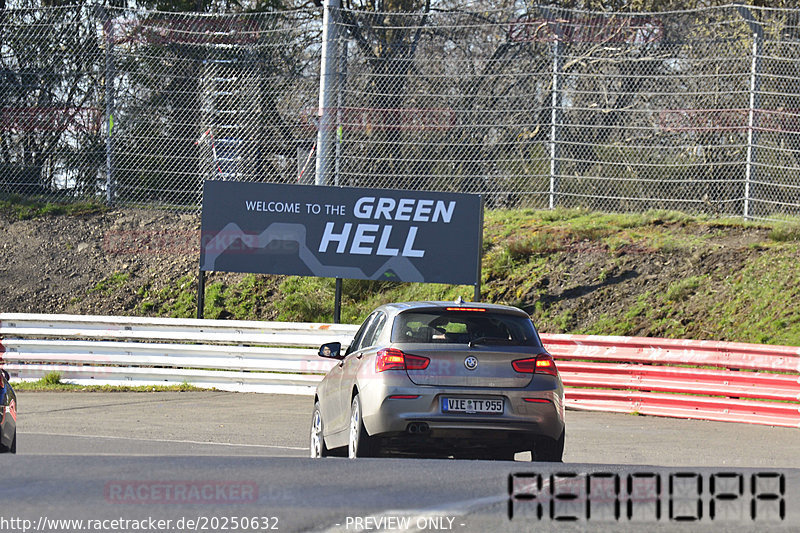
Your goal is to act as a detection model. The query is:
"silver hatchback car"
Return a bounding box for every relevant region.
[311,301,565,461]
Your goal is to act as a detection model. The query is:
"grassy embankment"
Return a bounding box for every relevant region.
[132,208,800,346]
[5,198,800,346]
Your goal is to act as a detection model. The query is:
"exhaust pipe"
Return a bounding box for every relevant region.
[407,423,430,435]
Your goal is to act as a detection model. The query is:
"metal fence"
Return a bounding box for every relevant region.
[2,3,800,218]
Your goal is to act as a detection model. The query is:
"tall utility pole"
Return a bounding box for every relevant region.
[317,0,344,322]
[315,0,341,186]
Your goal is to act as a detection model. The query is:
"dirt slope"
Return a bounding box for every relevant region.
[1,209,202,316]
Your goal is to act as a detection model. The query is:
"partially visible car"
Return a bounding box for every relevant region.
[0,369,16,454]
[311,300,564,461]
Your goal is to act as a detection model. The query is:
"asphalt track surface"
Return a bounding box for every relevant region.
[3,392,799,532]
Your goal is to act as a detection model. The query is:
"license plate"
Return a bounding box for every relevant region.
[442,398,503,414]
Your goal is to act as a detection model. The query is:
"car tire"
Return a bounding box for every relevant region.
[0,428,14,454]
[348,394,377,458]
[532,430,564,462]
[310,402,330,458]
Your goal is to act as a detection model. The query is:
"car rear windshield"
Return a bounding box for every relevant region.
[391,310,542,347]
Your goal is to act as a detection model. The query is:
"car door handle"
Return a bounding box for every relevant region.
[356,353,363,359]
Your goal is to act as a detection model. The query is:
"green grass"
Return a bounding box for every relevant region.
[205,274,275,319]
[15,372,202,392]
[474,209,800,345]
[273,277,473,324]
[0,195,107,220]
[577,313,635,337]
[137,274,278,320]
[484,208,720,265]
[664,276,705,302]
[42,371,62,386]
[137,274,197,318]
[89,272,130,294]
[769,223,800,242]
[708,248,800,345]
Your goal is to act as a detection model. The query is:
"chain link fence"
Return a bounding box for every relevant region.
[2,3,800,218]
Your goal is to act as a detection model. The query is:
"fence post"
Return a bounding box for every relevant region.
[101,5,115,205]
[315,0,341,187]
[549,38,561,209]
[737,6,763,220]
[744,33,761,220]
[335,37,348,188]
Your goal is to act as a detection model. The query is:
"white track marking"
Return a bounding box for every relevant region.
[23,431,308,450]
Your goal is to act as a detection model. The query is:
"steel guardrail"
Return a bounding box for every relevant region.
[1,314,798,427]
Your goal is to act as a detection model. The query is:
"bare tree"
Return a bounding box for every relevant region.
[0,2,103,197]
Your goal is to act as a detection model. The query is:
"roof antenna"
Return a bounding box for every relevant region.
[455,296,464,305]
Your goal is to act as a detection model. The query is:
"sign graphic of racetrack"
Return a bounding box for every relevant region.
[200,181,482,285]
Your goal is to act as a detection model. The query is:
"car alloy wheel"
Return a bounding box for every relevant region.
[348,398,360,458]
[310,402,327,458]
[348,394,376,458]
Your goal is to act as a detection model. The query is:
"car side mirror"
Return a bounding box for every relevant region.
[319,342,342,359]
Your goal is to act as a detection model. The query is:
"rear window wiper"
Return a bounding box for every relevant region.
[469,336,515,347]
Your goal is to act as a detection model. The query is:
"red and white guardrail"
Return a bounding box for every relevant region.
[545,334,800,429]
[1,314,798,428]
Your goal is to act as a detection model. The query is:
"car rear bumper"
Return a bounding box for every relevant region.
[359,377,565,443]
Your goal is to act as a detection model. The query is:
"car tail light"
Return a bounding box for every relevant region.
[376,348,430,372]
[511,358,536,373]
[376,348,405,372]
[512,354,559,377]
[404,354,430,370]
[534,354,559,377]
[523,398,552,403]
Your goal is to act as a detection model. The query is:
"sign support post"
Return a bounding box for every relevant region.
[196,269,206,319]
[474,197,483,302]
[334,278,342,323]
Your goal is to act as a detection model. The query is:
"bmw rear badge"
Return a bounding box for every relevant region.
[464,356,478,371]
